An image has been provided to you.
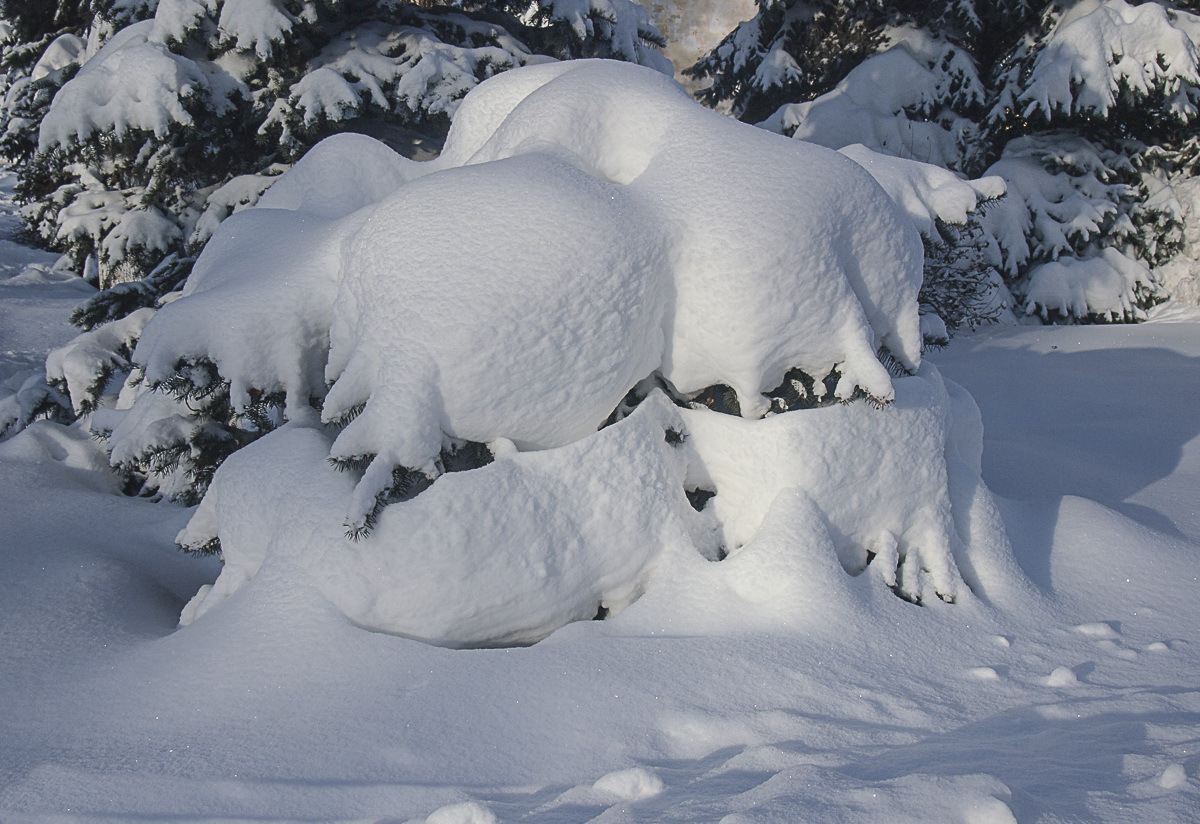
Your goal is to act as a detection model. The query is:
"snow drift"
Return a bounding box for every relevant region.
[113,60,1011,646]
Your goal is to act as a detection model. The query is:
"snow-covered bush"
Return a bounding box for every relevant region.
[694,0,1200,322]
[89,60,1007,645]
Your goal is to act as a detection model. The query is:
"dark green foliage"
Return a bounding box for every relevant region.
[689,0,889,123]
[70,254,193,331]
[338,439,496,539]
[693,0,1200,326]
[918,209,1005,332]
[685,487,715,511]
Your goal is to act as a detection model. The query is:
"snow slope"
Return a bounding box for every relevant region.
[3,206,1200,821]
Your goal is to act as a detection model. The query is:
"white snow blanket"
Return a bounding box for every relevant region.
[124,60,1008,646]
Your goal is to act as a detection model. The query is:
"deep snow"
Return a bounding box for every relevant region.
[3,208,1200,822]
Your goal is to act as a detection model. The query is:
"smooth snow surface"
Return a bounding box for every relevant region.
[3,152,1200,821]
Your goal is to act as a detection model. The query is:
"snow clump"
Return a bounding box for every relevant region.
[115,60,1011,646]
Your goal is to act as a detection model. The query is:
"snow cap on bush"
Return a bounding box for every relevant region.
[121,61,1001,645]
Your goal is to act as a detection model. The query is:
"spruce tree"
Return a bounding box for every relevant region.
[1,0,669,498]
[693,0,1200,322]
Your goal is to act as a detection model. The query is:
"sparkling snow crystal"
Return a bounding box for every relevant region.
[116,61,1009,645]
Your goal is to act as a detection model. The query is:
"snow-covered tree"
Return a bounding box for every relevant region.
[1,0,668,299]
[106,61,1007,645]
[0,0,668,444]
[694,0,1200,322]
[982,0,1199,317]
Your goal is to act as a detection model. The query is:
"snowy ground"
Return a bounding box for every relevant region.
[1,174,1199,822]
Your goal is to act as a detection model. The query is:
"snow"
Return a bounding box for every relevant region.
[979,134,1134,276]
[1018,0,1200,122]
[838,143,1004,239]
[1023,247,1157,320]
[4,76,1200,824]
[38,21,211,151]
[761,28,985,171]
[436,61,924,403]
[178,393,694,647]
[123,59,926,545]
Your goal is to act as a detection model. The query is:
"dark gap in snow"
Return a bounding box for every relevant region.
[686,487,716,512]
[593,604,610,620]
[687,383,741,416]
[440,439,494,473]
[599,375,666,430]
[345,440,495,540]
[664,427,687,445]
[764,368,831,413]
[179,535,221,557]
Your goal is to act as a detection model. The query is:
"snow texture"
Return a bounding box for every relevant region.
[1024,247,1157,321]
[761,27,985,171]
[838,144,1004,240]
[1017,0,1200,123]
[118,60,987,646]
[4,150,1200,824]
[38,21,210,151]
[978,134,1139,310]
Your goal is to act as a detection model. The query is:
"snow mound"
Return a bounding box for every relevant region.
[179,392,697,647]
[125,60,1011,646]
[838,144,1004,239]
[436,60,924,408]
[592,767,665,800]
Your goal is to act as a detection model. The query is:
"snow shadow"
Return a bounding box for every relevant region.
[935,341,1200,542]
[838,700,1200,822]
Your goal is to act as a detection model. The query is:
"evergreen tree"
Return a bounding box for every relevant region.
[0,0,668,494]
[2,0,668,296]
[693,0,1200,322]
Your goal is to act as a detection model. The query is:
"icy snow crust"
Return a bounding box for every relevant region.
[125,60,998,646]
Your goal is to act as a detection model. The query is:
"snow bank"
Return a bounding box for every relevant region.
[119,60,1009,645]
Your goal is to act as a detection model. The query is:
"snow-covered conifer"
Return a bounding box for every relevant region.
[0,0,669,468]
[119,62,997,645]
[695,0,1200,322]
[3,0,668,296]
